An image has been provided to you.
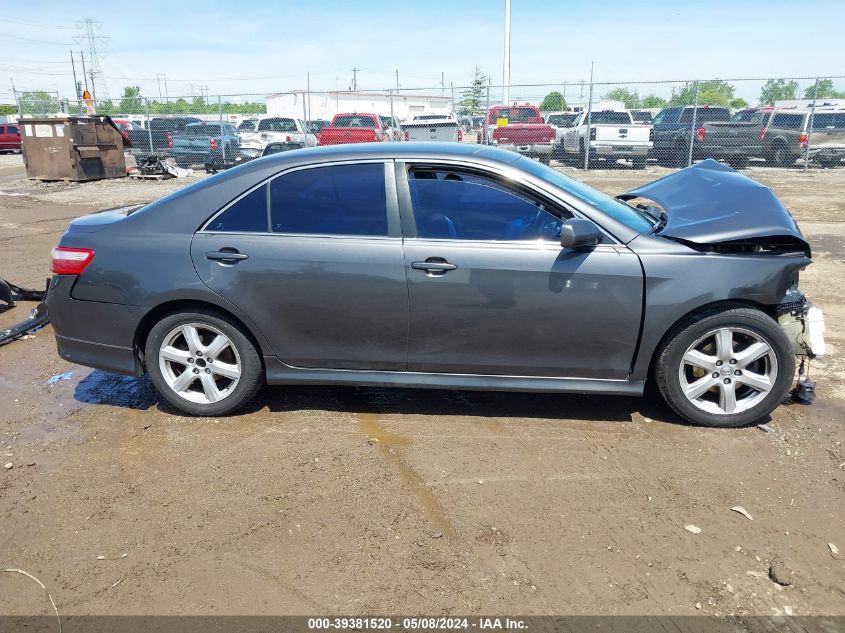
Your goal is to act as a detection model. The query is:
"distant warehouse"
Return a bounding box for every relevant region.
[265,90,454,122]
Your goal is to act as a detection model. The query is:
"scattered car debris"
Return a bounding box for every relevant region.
[3,462,12,470]
[731,506,753,520]
[769,559,794,586]
[829,543,840,559]
[0,278,50,347]
[131,155,192,180]
[96,553,128,560]
[684,524,702,534]
[783,606,795,616]
[757,424,775,434]
[46,371,73,385]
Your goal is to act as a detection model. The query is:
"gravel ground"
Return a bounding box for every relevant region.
[0,155,843,619]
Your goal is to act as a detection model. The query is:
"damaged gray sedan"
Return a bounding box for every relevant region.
[46,144,825,426]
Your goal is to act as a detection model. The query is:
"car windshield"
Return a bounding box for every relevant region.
[490,107,540,123]
[238,120,256,130]
[588,111,632,125]
[631,111,652,123]
[414,114,450,121]
[547,114,577,126]
[185,124,222,136]
[516,157,654,233]
[679,107,730,123]
[333,115,377,128]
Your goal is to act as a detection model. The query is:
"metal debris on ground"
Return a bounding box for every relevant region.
[829,543,840,558]
[684,524,702,534]
[0,278,50,347]
[757,424,775,433]
[131,156,192,180]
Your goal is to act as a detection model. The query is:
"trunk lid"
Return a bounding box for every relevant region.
[493,123,555,145]
[402,120,460,142]
[318,127,380,145]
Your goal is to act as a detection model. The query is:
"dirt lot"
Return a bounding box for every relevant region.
[0,153,843,619]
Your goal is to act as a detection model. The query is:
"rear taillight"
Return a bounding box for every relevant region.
[51,247,94,275]
[695,127,706,142]
[457,128,463,142]
[798,132,808,147]
[648,128,654,142]
[404,131,409,141]
[286,135,292,142]
[210,138,218,151]
[759,127,767,141]
[167,130,173,148]
[589,127,596,141]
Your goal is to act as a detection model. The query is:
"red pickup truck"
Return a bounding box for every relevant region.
[481,105,556,164]
[316,113,390,146]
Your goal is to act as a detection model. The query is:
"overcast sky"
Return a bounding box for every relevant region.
[2,0,843,105]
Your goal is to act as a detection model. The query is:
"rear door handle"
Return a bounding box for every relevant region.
[206,250,249,263]
[411,260,458,272]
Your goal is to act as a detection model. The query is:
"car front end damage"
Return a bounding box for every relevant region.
[620,159,827,401]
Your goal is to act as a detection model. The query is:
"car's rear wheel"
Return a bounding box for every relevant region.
[631,157,646,169]
[145,309,264,416]
[654,307,794,427]
[771,143,795,168]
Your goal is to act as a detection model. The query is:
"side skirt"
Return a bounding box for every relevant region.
[264,357,644,396]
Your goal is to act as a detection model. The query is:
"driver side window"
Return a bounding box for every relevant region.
[407,167,567,241]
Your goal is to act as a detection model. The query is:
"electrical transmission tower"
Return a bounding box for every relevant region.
[75,17,109,101]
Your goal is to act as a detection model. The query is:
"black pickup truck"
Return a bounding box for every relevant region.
[651,106,761,169]
[125,116,203,156]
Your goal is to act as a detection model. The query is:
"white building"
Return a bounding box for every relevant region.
[265,90,454,122]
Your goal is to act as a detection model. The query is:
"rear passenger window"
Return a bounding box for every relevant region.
[270,163,387,236]
[772,114,803,130]
[207,185,268,232]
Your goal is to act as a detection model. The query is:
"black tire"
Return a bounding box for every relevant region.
[819,158,841,169]
[631,157,646,170]
[577,141,591,169]
[771,143,795,168]
[539,153,551,165]
[673,143,689,168]
[145,308,264,416]
[654,307,795,428]
[726,156,749,170]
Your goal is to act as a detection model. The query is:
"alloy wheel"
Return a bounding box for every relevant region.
[678,326,778,415]
[158,322,242,405]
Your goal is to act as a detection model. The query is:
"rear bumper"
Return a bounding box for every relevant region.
[591,143,650,157]
[496,142,553,156]
[46,275,148,376]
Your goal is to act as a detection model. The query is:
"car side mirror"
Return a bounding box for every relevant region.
[560,218,602,249]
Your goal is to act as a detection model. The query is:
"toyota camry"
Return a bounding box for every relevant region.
[47,144,825,426]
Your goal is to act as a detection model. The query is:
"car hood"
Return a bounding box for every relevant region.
[618,159,808,249]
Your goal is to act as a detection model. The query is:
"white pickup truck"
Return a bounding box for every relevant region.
[562,109,653,168]
[401,113,462,143]
[237,117,317,157]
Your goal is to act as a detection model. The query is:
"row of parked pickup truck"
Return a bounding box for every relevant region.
[122,103,845,170]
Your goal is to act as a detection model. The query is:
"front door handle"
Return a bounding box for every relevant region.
[411,259,458,273]
[206,249,249,263]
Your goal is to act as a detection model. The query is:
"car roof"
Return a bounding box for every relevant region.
[258,142,522,164]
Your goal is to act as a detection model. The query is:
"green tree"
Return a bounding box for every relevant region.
[458,65,488,116]
[759,79,798,105]
[803,79,845,99]
[539,91,566,111]
[640,94,668,109]
[18,90,60,115]
[603,87,640,108]
[730,97,748,109]
[670,80,735,106]
[117,85,144,114]
[0,103,18,115]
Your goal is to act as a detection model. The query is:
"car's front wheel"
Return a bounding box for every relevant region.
[145,309,264,416]
[654,307,795,427]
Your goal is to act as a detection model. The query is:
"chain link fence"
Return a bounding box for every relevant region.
[11,75,845,171]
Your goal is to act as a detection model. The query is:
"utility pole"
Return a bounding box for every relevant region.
[306,71,311,121]
[10,78,20,115]
[441,71,445,96]
[156,74,163,100]
[70,50,80,101]
[502,0,512,105]
[395,69,399,91]
[80,51,89,93]
[351,67,359,92]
